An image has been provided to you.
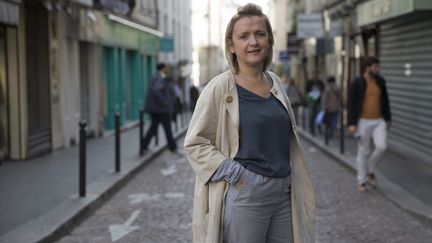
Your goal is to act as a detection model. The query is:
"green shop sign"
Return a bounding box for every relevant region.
[357,0,432,26]
[102,14,163,55]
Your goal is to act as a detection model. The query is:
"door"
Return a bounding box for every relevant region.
[0,26,9,160]
[25,2,51,158]
[79,42,92,136]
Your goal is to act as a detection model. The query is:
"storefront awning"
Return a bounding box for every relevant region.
[102,14,163,55]
[357,0,432,26]
[69,0,93,7]
[108,14,163,38]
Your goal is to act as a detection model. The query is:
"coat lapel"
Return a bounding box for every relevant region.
[267,72,298,131]
[224,72,240,132]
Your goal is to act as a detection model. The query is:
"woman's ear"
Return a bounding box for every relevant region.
[228,40,235,54]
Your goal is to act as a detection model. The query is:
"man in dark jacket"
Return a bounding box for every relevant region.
[142,63,178,153]
[348,57,391,192]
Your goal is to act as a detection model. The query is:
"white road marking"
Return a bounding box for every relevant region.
[109,210,140,242]
[309,147,317,153]
[128,193,160,205]
[164,192,185,198]
[161,165,177,176]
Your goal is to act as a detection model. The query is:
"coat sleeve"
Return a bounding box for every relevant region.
[184,86,227,184]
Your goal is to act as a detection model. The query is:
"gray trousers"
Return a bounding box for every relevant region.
[223,168,293,243]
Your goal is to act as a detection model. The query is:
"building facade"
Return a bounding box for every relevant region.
[288,0,432,165]
[0,0,192,160]
[157,0,193,108]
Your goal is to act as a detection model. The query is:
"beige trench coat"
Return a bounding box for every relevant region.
[184,70,315,243]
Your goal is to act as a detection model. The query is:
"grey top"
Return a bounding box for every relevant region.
[234,83,291,178]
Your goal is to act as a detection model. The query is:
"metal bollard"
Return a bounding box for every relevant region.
[115,113,121,172]
[340,110,345,154]
[79,121,87,197]
[180,106,185,127]
[324,121,329,146]
[155,127,159,146]
[139,109,144,156]
[302,105,307,130]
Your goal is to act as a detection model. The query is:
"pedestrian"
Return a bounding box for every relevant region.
[142,63,179,154]
[284,76,304,124]
[184,3,315,243]
[321,76,340,139]
[348,56,392,192]
[305,72,325,135]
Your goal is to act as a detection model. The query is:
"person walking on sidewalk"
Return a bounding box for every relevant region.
[348,56,392,192]
[305,72,325,136]
[284,76,304,124]
[184,3,315,243]
[322,76,341,139]
[142,63,179,154]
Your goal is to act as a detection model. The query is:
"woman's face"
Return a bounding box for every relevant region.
[229,16,270,71]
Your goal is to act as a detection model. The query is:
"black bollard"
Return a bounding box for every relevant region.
[139,109,144,156]
[115,113,121,172]
[302,105,306,130]
[180,105,185,127]
[340,110,345,154]
[79,121,87,197]
[155,123,159,146]
[324,115,329,146]
[325,124,329,146]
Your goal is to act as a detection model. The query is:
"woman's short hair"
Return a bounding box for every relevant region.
[224,3,274,74]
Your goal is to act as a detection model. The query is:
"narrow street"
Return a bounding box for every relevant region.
[56,137,432,243]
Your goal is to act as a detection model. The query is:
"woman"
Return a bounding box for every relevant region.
[184,3,315,243]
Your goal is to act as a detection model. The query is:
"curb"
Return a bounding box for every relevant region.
[299,130,432,225]
[0,126,188,243]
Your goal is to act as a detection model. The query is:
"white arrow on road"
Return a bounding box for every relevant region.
[109,210,141,242]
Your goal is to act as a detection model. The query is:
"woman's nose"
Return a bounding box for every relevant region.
[250,35,258,45]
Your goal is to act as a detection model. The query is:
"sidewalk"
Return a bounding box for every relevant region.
[299,127,432,224]
[0,115,190,243]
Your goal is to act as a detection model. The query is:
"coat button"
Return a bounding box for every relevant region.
[225,96,233,103]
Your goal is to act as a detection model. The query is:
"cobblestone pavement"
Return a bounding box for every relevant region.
[57,137,432,243]
[303,140,432,243]
[57,136,194,243]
